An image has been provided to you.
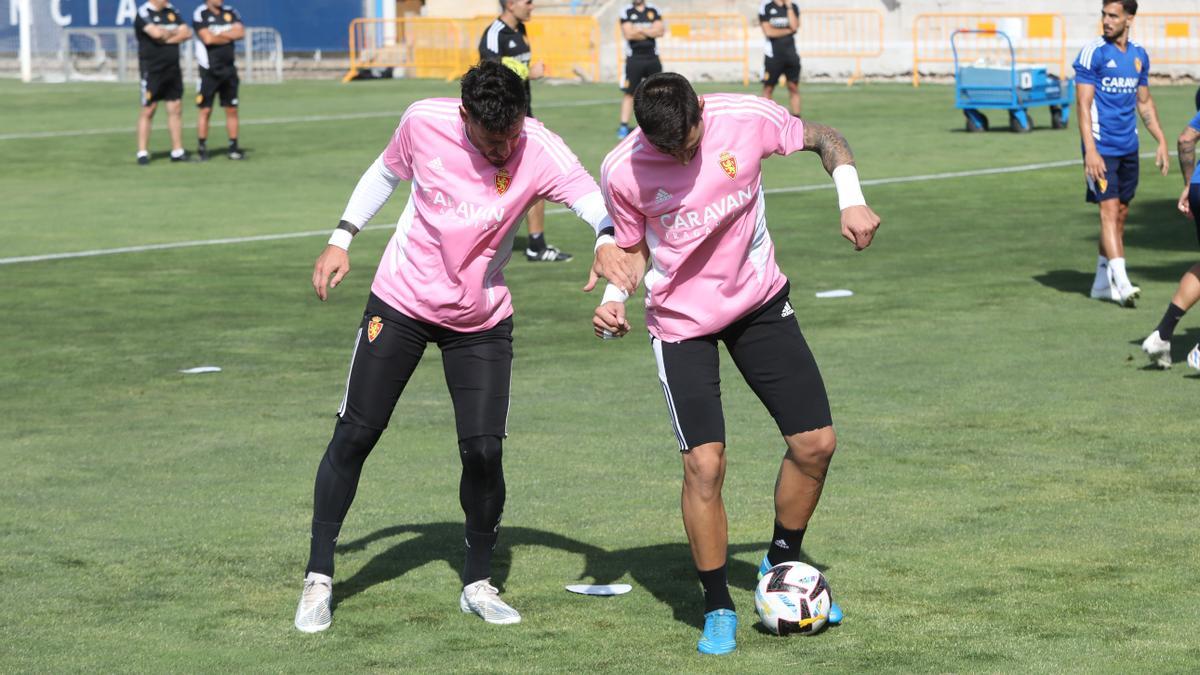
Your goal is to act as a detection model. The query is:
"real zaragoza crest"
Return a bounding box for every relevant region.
[719,152,737,179]
[367,316,383,343]
[495,168,511,195]
[1134,57,1143,73]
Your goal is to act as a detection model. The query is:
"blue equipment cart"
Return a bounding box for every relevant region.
[951,29,1074,133]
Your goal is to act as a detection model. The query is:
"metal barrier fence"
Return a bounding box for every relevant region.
[616,13,748,86]
[912,13,1067,87]
[797,8,884,85]
[56,26,282,83]
[1128,13,1200,66]
[345,16,599,83]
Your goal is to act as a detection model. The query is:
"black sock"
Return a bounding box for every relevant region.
[229,137,239,151]
[767,521,806,567]
[463,528,499,584]
[306,519,341,577]
[528,231,546,252]
[198,137,207,149]
[697,565,734,613]
[1157,303,1187,341]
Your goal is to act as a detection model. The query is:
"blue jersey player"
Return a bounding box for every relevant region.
[1075,0,1169,307]
[1140,112,1200,371]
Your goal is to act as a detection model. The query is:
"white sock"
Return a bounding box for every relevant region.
[136,150,149,159]
[170,148,186,159]
[1093,255,1109,290]
[1108,257,1132,290]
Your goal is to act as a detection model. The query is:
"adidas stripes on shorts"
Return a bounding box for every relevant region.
[650,283,833,451]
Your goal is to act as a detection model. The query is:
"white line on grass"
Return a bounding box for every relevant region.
[0,154,1121,266]
[0,98,619,142]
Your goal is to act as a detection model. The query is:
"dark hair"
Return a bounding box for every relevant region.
[633,72,702,153]
[1105,0,1137,16]
[460,60,528,134]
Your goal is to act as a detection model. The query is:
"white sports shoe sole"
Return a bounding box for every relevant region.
[1141,331,1171,369]
[1188,344,1200,370]
[1117,285,1141,308]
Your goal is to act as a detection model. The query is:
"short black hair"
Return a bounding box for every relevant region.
[633,72,702,153]
[460,60,528,134]
[1105,0,1137,16]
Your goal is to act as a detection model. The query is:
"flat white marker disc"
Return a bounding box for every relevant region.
[565,584,633,596]
[815,289,854,299]
[179,366,222,374]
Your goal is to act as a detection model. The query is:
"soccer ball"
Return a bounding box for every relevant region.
[754,562,833,636]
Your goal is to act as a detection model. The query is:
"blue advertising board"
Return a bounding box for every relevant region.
[1,0,361,51]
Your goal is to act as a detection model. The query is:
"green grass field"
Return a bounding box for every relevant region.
[2,76,1199,672]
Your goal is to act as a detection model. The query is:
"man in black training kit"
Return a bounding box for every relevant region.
[192,0,245,160]
[759,0,802,116]
[479,0,571,262]
[134,0,192,164]
[616,1,664,140]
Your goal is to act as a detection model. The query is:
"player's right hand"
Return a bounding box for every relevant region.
[1179,186,1192,216]
[312,245,350,301]
[593,301,630,339]
[1084,150,1107,185]
[529,61,546,80]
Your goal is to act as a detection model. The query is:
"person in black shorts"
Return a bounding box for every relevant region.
[134,0,192,164]
[759,0,802,116]
[1140,114,1200,370]
[192,1,245,160]
[616,1,664,139]
[479,0,571,263]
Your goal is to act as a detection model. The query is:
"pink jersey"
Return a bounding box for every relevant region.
[370,98,601,332]
[600,94,805,343]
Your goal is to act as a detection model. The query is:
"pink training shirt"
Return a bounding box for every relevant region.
[368,98,603,332]
[600,94,804,343]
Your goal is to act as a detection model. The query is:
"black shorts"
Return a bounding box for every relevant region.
[140,66,183,106]
[763,52,801,85]
[622,56,663,95]
[1084,151,1139,204]
[650,283,832,451]
[337,294,514,440]
[197,67,239,108]
[1191,184,1200,246]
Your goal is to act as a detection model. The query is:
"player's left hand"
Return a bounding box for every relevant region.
[529,61,545,80]
[1156,144,1170,176]
[840,204,881,251]
[1179,186,1192,216]
[584,243,639,294]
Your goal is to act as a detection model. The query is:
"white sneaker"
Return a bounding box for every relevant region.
[1116,284,1141,308]
[1188,343,1200,370]
[1141,330,1171,369]
[459,579,521,624]
[294,573,333,633]
[1090,285,1117,301]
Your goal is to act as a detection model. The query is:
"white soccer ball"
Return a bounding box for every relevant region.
[754,562,832,636]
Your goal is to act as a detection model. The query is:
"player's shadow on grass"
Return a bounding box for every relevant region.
[1032,269,1094,298]
[1125,198,1200,253]
[335,521,828,628]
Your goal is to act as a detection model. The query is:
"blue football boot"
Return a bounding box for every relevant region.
[758,555,843,625]
[697,608,738,655]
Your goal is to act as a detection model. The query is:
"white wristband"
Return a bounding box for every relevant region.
[601,283,629,305]
[328,228,355,251]
[594,233,616,252]
[832,164,867,211]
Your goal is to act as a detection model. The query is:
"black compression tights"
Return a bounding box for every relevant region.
[306,420,381,576]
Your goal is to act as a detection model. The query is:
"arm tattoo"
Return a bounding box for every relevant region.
[1179,138,1197,183]
[802,122,855,175]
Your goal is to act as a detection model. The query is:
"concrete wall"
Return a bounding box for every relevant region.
[422,0,1200,82]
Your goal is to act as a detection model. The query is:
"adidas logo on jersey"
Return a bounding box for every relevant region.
[426,157,444,173]
[509,40,517,48]
[781,302,794,318]
[654,188,673,204]
[1106,59,1118,68]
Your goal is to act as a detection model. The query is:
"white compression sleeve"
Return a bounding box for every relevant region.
[340,154,402,229]
[569,191,612,237]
